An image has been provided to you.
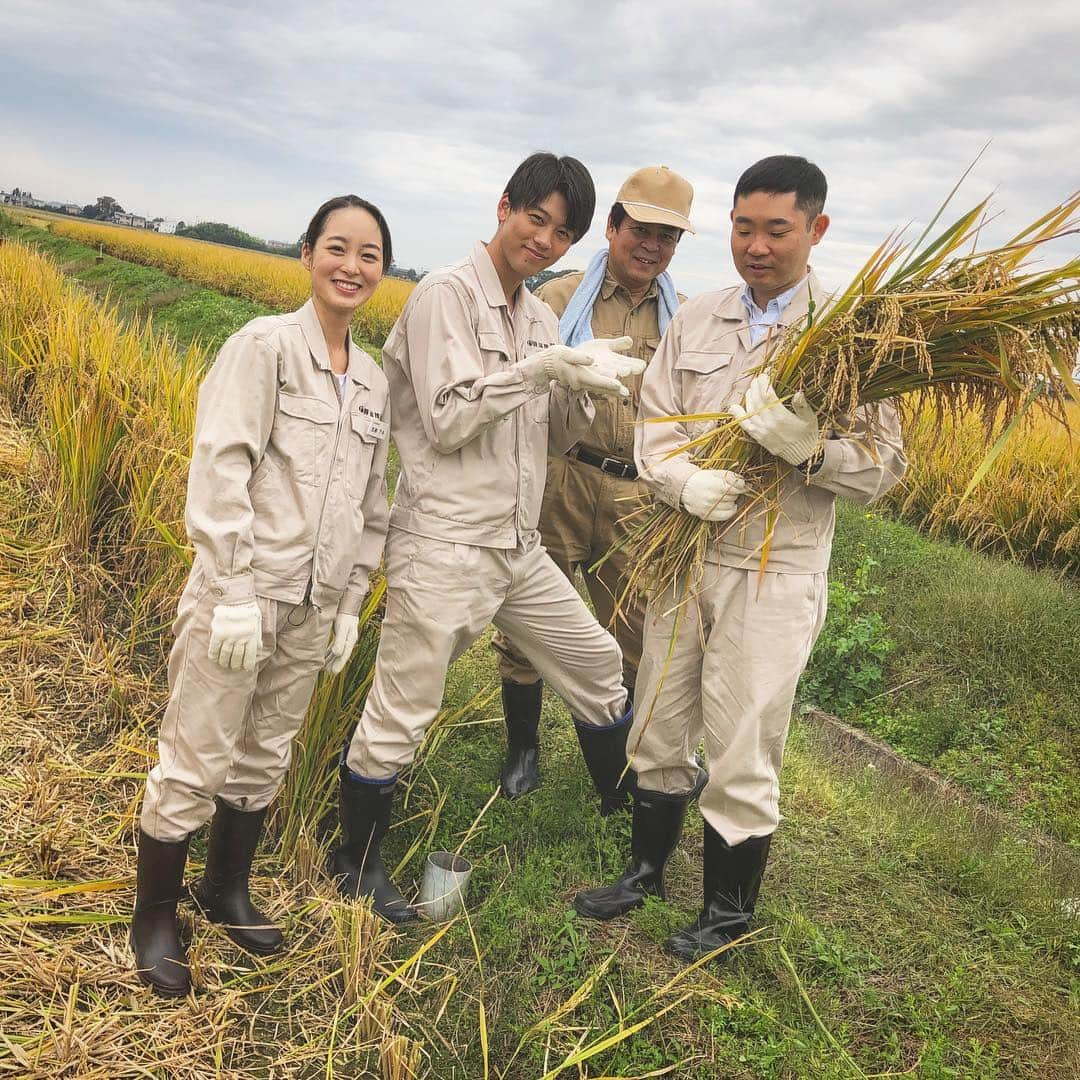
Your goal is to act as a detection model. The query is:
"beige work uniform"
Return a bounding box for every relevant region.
[345,243,627,780]
[630,274,907,844]
[142,301,390,841]
[493,269,678,689]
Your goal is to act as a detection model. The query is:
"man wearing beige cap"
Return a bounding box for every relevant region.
[492,166,701,804]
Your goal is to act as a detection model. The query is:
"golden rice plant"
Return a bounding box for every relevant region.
[889,399,1079,571]
[0,239,207,624]
[0,234,73,415]
[616,192,1080,602]
[42,214,413,344]
[274,580,386,862]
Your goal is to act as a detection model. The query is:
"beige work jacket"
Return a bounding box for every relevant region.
[385,242,594,549]
[635,272,907,573]
[186,300,390,616]
[538,268,684,461]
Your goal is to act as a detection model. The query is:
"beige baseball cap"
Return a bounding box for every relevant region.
[616,166,695,234]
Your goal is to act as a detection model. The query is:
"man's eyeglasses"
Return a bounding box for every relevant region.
[621,222,680,249]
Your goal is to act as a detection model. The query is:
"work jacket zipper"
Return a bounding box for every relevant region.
[306,377,349,606]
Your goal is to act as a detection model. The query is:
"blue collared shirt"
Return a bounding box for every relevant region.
[739,275,807,346]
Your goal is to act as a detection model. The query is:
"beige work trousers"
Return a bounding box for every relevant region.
[141,562,337,842]
[345,529,627,779]
[493,454,648,687]
[629,564,827,845]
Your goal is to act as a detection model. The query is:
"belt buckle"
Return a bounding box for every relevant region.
[601,456,628,477]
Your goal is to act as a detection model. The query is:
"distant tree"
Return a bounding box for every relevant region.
[81,195,125,220]
[97,196,124,219]
[527,267,575,291]
[176,220,186,231]
[176,221,265,251]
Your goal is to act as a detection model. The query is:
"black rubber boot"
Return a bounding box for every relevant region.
[130,830,191,997]
[190,799,283,956]
[573,787,690,919]
[664,826,772,963]
[500,678,542,799]
[688,760,708,800]
[329,762,418,924]
[574,704,636,816]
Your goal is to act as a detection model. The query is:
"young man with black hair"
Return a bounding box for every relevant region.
[573,156,907,960]
[331,153,645,922]
[491,166,705,804]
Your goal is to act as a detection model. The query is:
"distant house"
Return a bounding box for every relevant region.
[112,212,148,229]
[1,190,51,209]
[62,204,81,216]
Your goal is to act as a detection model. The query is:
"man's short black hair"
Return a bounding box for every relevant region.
[503,152,595,242]
[733,156,827,222]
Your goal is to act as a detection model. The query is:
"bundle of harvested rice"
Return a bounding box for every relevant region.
[613,192,1080,605]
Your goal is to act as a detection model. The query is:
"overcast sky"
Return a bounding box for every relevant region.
[3,1,1078,296]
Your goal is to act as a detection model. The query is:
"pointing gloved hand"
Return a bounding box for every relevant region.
[208,601,262,671]
[324,610,360,675]
[518,342,629,399]
[729,372,821,466]
[681,469,749,522]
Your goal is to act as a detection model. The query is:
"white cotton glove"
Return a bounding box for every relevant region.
[324,611,360,675]
[728,372,821,466]
[681,469,749,522]
[518,343,628,399]
[571,337,646,383]
[208,602,262,671]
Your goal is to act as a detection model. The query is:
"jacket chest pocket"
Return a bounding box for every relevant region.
[478,329,512,372]
[274,393,338,487]
[675,350,737,416]
[346,411,382,500]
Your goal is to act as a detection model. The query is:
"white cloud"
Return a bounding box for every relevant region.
[3,0,1077,289]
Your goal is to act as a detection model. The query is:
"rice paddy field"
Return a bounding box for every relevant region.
[887,401,1080,573]
[1,215,1078,1078]
[8,207,413,347]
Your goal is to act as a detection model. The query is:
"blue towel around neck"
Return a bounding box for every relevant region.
[557,250,680,347]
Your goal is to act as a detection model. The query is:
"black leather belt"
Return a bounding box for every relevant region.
[570,446,638,480]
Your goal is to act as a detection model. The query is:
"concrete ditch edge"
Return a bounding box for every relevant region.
[797,705,1080,880]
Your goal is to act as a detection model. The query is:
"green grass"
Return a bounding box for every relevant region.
[373,629,1080,1078]
[813,502,1080,849]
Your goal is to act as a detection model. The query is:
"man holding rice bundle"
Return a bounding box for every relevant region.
[491,165,703,802]
[573,156,907,961]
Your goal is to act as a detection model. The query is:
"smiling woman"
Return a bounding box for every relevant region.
[130,193,395,998]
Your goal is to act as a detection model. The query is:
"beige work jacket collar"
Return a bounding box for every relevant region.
[713,269,823,355]
[600,267,659,305]
[471,240,520,312]
[296,298,372,389]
